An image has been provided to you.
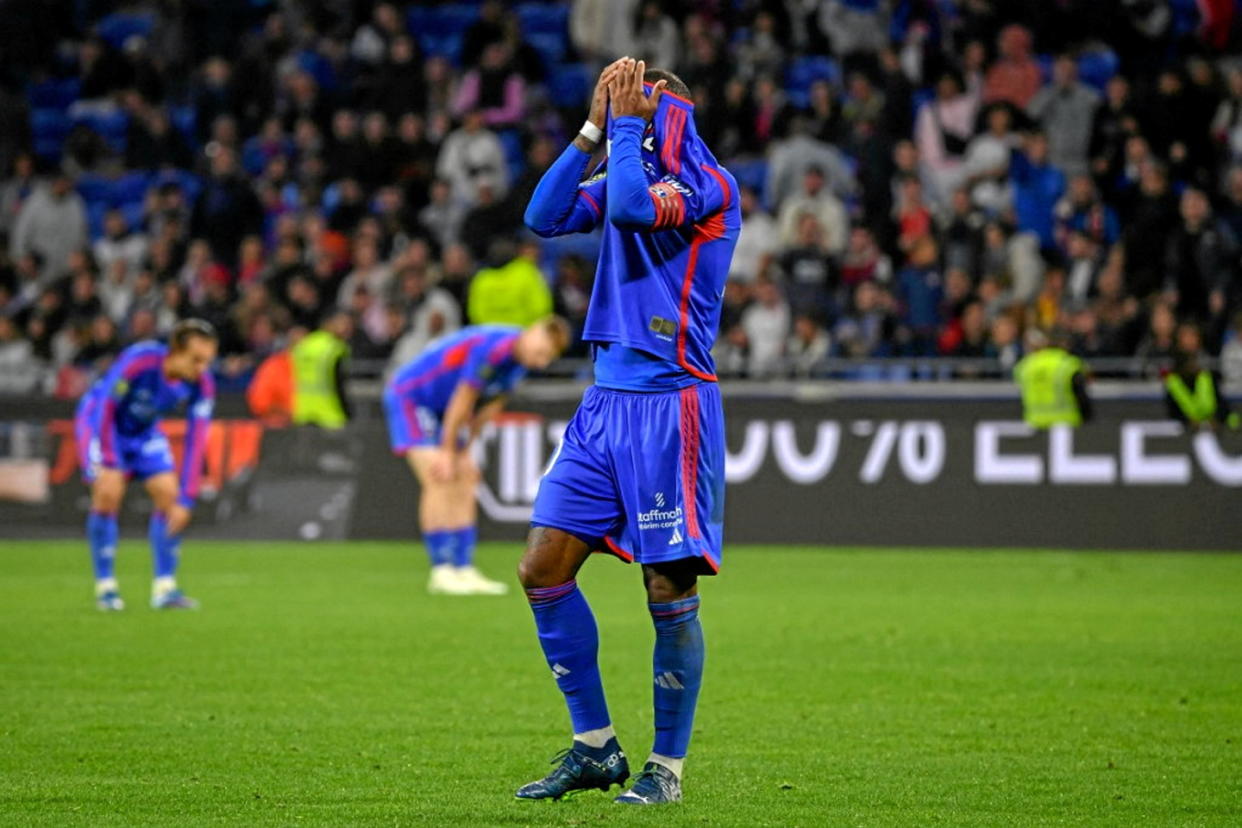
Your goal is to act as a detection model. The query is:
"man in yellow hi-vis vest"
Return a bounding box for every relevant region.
[1164,323,1238,431]
[1014,329,1093,428]
[290,311,353,429]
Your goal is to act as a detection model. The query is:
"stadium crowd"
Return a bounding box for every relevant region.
[3,0,1242,395]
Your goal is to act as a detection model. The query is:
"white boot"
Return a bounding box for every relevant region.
[427,564,472,595]
[454,566,510,595]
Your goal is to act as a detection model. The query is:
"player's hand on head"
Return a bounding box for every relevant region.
[609,59,665,122]
[588,57,629,130]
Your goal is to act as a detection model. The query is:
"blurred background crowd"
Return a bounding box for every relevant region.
[2,0,1242,395]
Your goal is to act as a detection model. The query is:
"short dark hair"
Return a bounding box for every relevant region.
[643,68,691,101]
[170,318,218,350]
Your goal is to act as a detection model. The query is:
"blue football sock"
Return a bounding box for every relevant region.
[423,530,453,566]
[450,526,477,567]
[149,511,180,579]
[87,510,119,581]
[649,595,704,759]
[526,581,612,734]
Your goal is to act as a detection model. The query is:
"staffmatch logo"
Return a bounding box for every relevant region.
[638,493,683,531]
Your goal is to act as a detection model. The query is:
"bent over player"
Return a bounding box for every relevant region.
[383,318,569,595]
[75,319,218,611]
[517,59,740,804]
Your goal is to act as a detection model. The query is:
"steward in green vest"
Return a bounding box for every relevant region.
[1164,347,1239,431]
[290,311,353,429]
[1014,330,1092,428]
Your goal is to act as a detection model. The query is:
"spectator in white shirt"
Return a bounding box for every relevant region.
[742,275,791,378]
[93,209,148,279]
[730,186,779,283]
[777,166,850,254]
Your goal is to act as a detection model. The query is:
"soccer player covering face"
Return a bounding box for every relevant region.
[383,319,570,595]
[75,319,218,611]
[519,59,740,804]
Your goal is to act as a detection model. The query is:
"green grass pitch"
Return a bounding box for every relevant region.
[2,541,1241,826]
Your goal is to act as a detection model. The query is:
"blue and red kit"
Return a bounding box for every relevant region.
[524,86,740,574]
[74,341,214,507]
[383,325,527,453]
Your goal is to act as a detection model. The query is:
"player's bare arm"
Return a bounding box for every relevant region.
[434,381,481,482]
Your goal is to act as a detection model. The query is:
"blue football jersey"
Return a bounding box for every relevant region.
[525,88,741,382]
[386,325,526,417]
[78,341,215,502]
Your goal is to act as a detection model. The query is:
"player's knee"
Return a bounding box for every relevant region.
[146,477,179,512]
[643,561,699,603]
[91,473,125,512]
[92,486,123,513]
[517,551,552,589]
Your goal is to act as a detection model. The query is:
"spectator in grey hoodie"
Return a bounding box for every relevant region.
[1028,55,1100,177]
[9,168,88,281]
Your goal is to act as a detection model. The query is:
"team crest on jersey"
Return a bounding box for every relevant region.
[658,174,693,196]
[580,170,606,187]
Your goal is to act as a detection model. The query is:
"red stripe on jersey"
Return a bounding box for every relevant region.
[673,165,732,381]
[674,235,717,382]
[703,164,732,211]
[649,184,685,230]
[679,385,702,540]
[579,189,601,218]
[660,107,686,175]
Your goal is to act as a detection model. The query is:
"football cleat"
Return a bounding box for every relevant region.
[614,762,682,805]
[151,589,199,610]
[454,566,509,595]
[515,738,629,801]
[96,590,125,612]
[427,564,473,595]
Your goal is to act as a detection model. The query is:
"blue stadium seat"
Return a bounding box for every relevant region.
[75,173,113,205]
[1170,0,1200,36]
[785,56,839,108]
[73,109,129,153]
[28,78,81,110]
[516,3,569,36]
[32,108,73,140]
[320,181,343,216]
[153,169,203,202]
[112,172,151,206]
[1036,54,1053,84]
[497,128,526,181]
[120,201,147,231]
[296,49,338,92]
[86,201,109,240]
[525,32,567,67]
[418,32,465,64]
[910,88,934,120]
[408,2,481,37]
[96,12,155,50]
[1078,50,1118,92]
[548,64,592,108]
[729,159,769,203]
[31,108,72,161]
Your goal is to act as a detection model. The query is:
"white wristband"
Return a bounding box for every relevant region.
[578,120,603,145]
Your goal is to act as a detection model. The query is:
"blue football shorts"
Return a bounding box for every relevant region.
[531,382,725,574]
[383,389,441,454]
[75,409,176,484]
